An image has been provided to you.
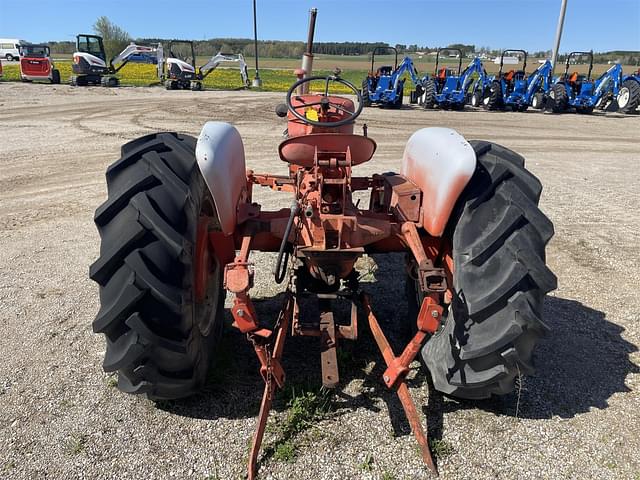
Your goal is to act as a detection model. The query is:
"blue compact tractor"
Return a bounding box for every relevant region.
[421,48,489,110]
[483,50,554,111]
[549,51,638,114]
[361,47,426,108]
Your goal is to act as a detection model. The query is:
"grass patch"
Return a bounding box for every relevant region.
[358,452,374,472]
[429,438,454,459]
[65,434,87,455]
[106,375,118,388]
[264,383,333,463]
[272,439,297,463]
[381,472,397,480]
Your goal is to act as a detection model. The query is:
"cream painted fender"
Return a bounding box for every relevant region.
[196,122,246,235]
[401,127,477,237]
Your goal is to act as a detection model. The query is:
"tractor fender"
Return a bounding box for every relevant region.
[195,121,246,235]
[401,127,476,237]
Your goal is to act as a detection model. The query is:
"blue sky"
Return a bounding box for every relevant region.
[0,0,638,52]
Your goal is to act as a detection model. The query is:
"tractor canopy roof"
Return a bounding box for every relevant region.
[20,44,50,58]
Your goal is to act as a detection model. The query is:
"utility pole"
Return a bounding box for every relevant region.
[252,0,262,88]
[551,0,568,74]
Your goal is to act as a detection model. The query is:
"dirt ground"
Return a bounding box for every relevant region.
[0,82,639,480]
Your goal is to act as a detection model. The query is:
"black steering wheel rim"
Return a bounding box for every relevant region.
[285,75,363,128]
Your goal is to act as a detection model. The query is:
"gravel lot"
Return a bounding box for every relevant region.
[0,82,639,480]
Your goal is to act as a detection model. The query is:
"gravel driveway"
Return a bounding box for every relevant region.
[0,82,639,479]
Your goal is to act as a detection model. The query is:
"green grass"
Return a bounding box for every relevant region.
[429,438,454,459]
[65,434,87,455]
[264,384,333,463]
[358,452,374,472]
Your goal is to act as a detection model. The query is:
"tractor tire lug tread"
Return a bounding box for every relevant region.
[91,133,225,401]
[408,142,556,399]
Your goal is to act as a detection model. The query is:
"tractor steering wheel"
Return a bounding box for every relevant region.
[286,75,363,128]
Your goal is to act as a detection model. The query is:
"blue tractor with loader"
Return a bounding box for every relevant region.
[548,51,639,114]
[361,46,427,108]
[421,48,489,110]
[482,50,554,111]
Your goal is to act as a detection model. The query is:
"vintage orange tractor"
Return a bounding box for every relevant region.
[90,74,556,477]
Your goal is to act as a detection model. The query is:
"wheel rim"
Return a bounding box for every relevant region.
[618,87,630,108]
[472,94,479,107]
[194,199,221,337]
[483,94,490,106]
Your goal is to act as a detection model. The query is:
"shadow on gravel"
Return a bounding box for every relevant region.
[160,255,638,457]
[425,295,639,447]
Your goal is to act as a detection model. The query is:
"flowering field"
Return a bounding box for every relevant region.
[0,60,421,94]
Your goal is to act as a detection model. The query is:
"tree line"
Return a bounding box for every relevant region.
[47,16,639,66]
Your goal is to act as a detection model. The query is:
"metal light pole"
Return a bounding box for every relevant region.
[551,0,568,73]
[252,0,262,87]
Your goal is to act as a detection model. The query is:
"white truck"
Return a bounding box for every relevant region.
[0,38,28,61]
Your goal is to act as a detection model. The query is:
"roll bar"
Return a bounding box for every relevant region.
[499,49,528,76]
[435,48,463,76]
[563,51,594,80]
[371,46,398,71]
[168,40,196,68]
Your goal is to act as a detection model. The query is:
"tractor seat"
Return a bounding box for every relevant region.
[569,72,579,84]
[438,68,447,79]
[377,66,393,76]
[279,134,377,168]
[504,70,515,82]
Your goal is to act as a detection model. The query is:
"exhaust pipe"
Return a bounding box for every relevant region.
[299,8,317,94]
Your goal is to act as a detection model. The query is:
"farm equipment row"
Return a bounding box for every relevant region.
[3,37,638,114]
[70,34,248,90]
[361,47,640,114]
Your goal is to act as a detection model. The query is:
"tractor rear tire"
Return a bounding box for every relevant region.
[531,92,545,109]
[89,132,225,400]
[617,79,640,113]
[576,106,594,114]
[408,141,556,400]
[410,84,423,104]
[51,69,61,84]
[392,84,404,109]
[422,79,436,109]
[483,81,503,110]
[361,79,372,107]
[549,83,568,113]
